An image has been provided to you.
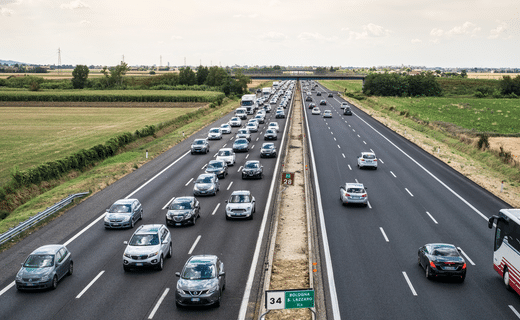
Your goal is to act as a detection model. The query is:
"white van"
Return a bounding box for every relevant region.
[235,107,247,120]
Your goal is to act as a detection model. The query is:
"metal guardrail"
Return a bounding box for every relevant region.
[0,192,89,246]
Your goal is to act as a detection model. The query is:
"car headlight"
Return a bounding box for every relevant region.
[124,252,132,258]
[176,283,186,294]
[185,212,192,219]
[148,251,159,258]
[206,284,219,294]
[40,273,51,282]
[104,216,110,222]
[122,216,131,222]
[194,185,200,191]
[15,273,22,281]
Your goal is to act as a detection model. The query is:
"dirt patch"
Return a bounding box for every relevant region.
[248,79,270,89]
[489,137,520,159]
[0,101,206,108]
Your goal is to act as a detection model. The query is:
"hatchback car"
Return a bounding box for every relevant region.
[319,99,327,105]
[225,190,256,220]
[260,143,277,158]
[264,129,277,141]
[123,224,172,271]
[357,152,378,169]
[193,173,220,196]
[242,160,263,179]
[339,183,368,206]
[254,114,265,124]
[317,91,322,96]
[328,92,333,97]
[232,138,250,152]
[246,122,258,133]
[191,139,210,154]
[323,110,332,118]
[216,148,236,166]
[268,122,280,132]
[16,244,73,290]
[312,107,321,115]
[305,96,313,102]
[208,128,222,140]
[275,110,286,118]
[308,102,316,109]
[220,123,232,134]
[166,197,200,226]
[229,117,242,127]
[104,198,143,229]
[344,106,352,115]
[205,159,228,178]
[175,255,225,307]
[341,102,348,109]
[418,243,466,282]
[236,128,251,142]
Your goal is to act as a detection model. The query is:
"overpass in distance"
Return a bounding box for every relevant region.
[230,73,366,81]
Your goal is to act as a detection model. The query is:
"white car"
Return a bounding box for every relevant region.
[229,117,241,127]
[220,123,232,134]
[341,102,348,109]
[246,122,258,133]
[254,114,265,124]
[323,110,332,118]
[123,224,172,271]
[216,148,236,166]
[357,152,378,170]
[225,190,256,220]
[311,107,320,115]
[268,122,280,132]
[339,183,368,207]
[208,127,222,140]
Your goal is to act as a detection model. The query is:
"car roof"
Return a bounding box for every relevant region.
[174,197,195,202]
[234,138,248,143]
[231,190,251,195]
[345,183,365,188]
[193,138,207,142]
[31,244,64,255]
[245,160,260,164]
[218,148,233,152]
[113,199,136,205]
[208,159,225,164]
[361,152,375,156]
[262,143,275,147]
[135,224,165,234]
[187,255,218,265]
[427,243,457,249]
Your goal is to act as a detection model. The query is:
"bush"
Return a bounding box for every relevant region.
[477,134,489,150]
[29,81,40,91]
[362,72,441,97]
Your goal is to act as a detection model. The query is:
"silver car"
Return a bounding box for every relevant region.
[357,152,378,169]
[242,160,263,179]
[236,128,251,142]
[225,190,256,220]
[323,110,332,118]
[264,129,277,141]
[268,122,280,132]
[208,127,222,140]
[104,198,143,229]
[260,143,277,158]
[166,196,200,227]
[339,183,368,207]
[191,139,210,154]
[16,244,73,290]
[193,173,220,196]
[229,117,242,127]
[216,148,236,166]
[232,138,250,153]
[175,255,226,307]
[254,114,265,124]
[123,224,172,271]
[246,122,258,133]
[220,123,232,134]
[205,159,228,178]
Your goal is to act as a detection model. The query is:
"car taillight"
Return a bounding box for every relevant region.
[462,263,467,269]
[430,261,436,269]
[346,193,350,197]
[361,194,367,198]
[374,159,377,161]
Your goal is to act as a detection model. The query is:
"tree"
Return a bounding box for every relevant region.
[196,65,209,85]
[178,67,197,85]
[205,66,229,87]
[71,65,89,89]
[460,69,468,78]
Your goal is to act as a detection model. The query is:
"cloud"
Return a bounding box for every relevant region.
[0,0,19,4]
[1,7,13,16]
[298,32,338,42]
[233,13,258,18]
[259,31,288,42]
[411,39,422,43]
[430,28,444,37]
[430,21,480,38]
[489,22,507,39]
[346,23,391,40]
[80,20,91,25]
[60,0,89,10]
[170,35,183,40]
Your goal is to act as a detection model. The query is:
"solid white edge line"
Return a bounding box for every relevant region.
[509,305,520,318]
[380,227,389,242]
[188,235,201,255]
[76,270,105,299]
[353,113,489,221]
[402,271,417,296]
[458,248,476,266]
[237,89,294,320]
[64,213,106,247]
[185,178,193,186]
[148,288,170,319]
[211,203,221,216]
[379,159,384,164]
[302,86,342,319]
[0,282,15,297]
[405,188,414,197]
[227,181,234,191]
[162,197,176,210]
[426,211,438,224]
[246,154,249,159]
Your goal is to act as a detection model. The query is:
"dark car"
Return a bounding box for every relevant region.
[104,199,143,229]
[16,244,73,290]
[418,243,466,282]
[191,139,210,154]
[260,143,277,158]
[242,160,263,179]
[264,129,277,141]
[319,99,327,105]
[327,92,333,97]
[166,197,200,226]
[343,106,352,115]
[305,96,313,102]
[205,160,228,178]
[193,173,220,196]
[233,138,250,152]
[317,91,322,96]
[175,255,225,307]
[308,102,316,109]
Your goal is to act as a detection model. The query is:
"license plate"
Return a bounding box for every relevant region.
[113,223,119,226]
[444,266,456,270]
[176,223,181,226]
[26,283,35,286]
[136,263,143,266]
[191,298,200,302]
[201,191,206,194]
[352,197,360,200]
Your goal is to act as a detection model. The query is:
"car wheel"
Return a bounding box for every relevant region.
[68,261,74,276]
[214,292,221,308]
[374,167,378,170]
[192,216,197,226]
[167,243,172,258]
[131,218,135,228]
[140,210,143,220]
[51,275,58,290]
[157,256,164,271]
[504,268,513,291]
[426,265,432,279]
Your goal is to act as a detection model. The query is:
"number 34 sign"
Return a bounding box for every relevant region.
[265,289,314,310]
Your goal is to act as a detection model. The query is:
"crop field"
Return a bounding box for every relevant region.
[366,96,520,134]
[0,89,225,102]
[0,106,198,185]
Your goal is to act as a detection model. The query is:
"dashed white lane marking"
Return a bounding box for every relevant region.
[509,305,520,319]
[379,159,384,164]
[342,153,345,158]
[223,143,227,147]
[402,272,417,296]
[201,164,207,170]
[331,132,333,135]
[370,148,374,153]
[363,141,367,144]
[348,165,352,170]
[334,137,337,141]
[367,201,372,209]
[185,178,193,186]
[337,145,341,149]
[188,235,201,255]
[426,211,438,224]
[251,145,255,149]
[357,134,360,138]
[227,181,233,190]
[238,166,243,172]
[246,154,249,159]
[390,171,396,178]
[458,248,476,266]
[76,271,105,299]
[213,153,217,158]
[162,197,176,210]
[212,203,221,215]
[405,188,414,197]
[256,137,259,141]
[380,227,389,242]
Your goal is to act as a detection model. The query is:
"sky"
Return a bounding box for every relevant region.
[1,0,519,68]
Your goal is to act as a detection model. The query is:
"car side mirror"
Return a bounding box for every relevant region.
[123,241,128,245]
[225,200,228,203]
[162,240,169,244]
[219,271,225,276]
[175,272,180,277]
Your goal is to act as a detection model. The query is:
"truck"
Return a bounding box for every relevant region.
[241,94,257,115]
[262,87,271,97]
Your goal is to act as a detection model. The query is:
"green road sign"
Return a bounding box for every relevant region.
[281,172,295,185]
[266,289,314,310]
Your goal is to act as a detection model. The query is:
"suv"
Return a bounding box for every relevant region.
[166,197,200,226]
[208,128,222,140]
[357,152,378,169]
[104,199,143,229]
[242,160,263,179]
[123,224,172,271]
[191,139,210,154]
[343,106,352,115]
[339,183,368,207]
[175,255,226,307]
[225,190,256,220]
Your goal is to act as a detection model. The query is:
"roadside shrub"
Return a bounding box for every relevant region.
[499,147,513,163]
[477,134,490,150]
[0,209,9,220]
[29,81,40,91]
[363,72,442,97]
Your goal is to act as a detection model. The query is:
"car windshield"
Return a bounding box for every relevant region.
[347,188,365,193]
[182,263,215,280]
[247,123,255,127]
[170,201,192,210]
[129,234,160,246]
[24,254,54,268]
[431,246,459,256]
[363,154,376,159]
[238,130,247,134]
[263,145,274,150]
[209,162,223,168]
[266,130,274,134]
[269,123,277,127]
[109,204,131,213]
[229,194,250,203]
[245,162,259,169]
[210,129,219,133]
[196,176,213,184]
[218,150,231,156]
[235,140,246,145]
[194,140,204,145]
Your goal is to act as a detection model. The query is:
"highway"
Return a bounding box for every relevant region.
[303,81,519,319]
[0,89,293,320]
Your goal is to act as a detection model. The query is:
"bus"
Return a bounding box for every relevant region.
[488,209,520,294]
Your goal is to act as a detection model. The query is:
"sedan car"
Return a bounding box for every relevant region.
[264,129,277,140]
[246,122,258,133]
[275,110,285,118]
[418,243,466,282]
[220,123,232,134]
[260,143,277,158]
[268,122,280,132]
[305,96,313,102]
[232,138,250,152]
[104,198,143,229]
[317,91,322,96]
[123,224,172,271]
[311,107,321,115]
[357,152,378,169]
[242,160,263,179]
[323,110,332,118]
[319,99,327,105]
[308,102,316,109]
[343,106,352,115]
[339,183,368,206]
[16,244,73,290]
[216,148,236,166]
[193,173,220,196]
[236,128,251,142]
[229,117,242,127]
[208,127,222,140]
[166,197,200,226]
[264,105,271,113]
[175,255,225,307]
[254,114,265,124]
[341,102,348,109]
[191,139,210,154]
[328,92,333,97]
[225,190,256,220]
[205,159,228,178]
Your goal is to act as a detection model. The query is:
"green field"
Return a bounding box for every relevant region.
[320,80,363,93]
[0,107,198,185]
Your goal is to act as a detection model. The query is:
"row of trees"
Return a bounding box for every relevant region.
[362,72,443,97]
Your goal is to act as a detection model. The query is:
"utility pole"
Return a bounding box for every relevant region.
[184,57,186,67]
[122,55,125,63]
[57,48,61,74]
